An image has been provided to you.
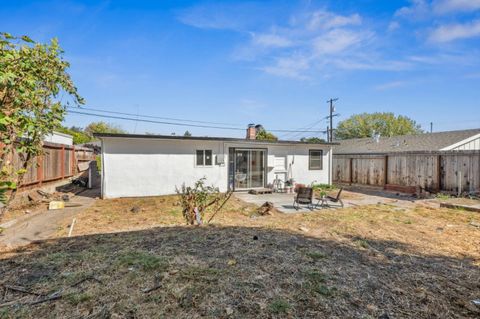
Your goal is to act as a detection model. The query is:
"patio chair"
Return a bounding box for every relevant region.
[324,188,344,208]
[293,186,314,210]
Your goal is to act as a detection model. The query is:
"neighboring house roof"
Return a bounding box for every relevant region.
[94,133,337,146]
[334,129,480,154]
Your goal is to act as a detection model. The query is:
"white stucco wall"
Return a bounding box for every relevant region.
[43,131,73,145]
[100,137,332,198]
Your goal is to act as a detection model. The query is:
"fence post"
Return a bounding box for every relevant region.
[437,154,442,191]
[72,146,76,175]
[60,146,65,179]
[349,157,353,185]
[37,154,43,185]
[384,155,389,189]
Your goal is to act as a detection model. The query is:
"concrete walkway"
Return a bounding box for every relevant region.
[0,189,98,248]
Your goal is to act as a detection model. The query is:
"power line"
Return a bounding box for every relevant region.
[284,120,326,139]
[67,106,244,127]
[279,119,324,139]
[67,110,327,133]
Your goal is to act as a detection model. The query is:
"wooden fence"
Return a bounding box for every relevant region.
[333,151,480,193]
[10,142,95,189]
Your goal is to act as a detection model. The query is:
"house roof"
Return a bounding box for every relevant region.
[93,133,337,146]
[334,128,480,154]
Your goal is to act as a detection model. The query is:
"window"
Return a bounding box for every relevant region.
[309,150,323,170]
[196,150,213,166]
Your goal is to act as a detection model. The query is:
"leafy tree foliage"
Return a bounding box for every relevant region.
[0,33,83,211]
[183,130,192,137]
[256,127,278,141]
[57,126,92,144]
[84,121,126,136]
[300,137,326,143]
[335,112,423,140]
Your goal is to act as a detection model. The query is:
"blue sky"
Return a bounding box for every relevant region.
[2,0,480,139]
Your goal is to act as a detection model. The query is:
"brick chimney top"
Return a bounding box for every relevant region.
[246,123,256,140]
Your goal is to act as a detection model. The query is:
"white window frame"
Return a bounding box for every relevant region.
[196,149,213,167]
[309,149,323,170]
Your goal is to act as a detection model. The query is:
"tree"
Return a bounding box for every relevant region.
[183,130,192,137]
[335,112,423,140]
[84,121,126,135]
[256,127,278,141]
[0,33,83,213]
[300,137,326,143]
[57,126,92,144]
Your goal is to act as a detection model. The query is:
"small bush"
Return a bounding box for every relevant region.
[176,177,232,225]
[311,183,337,191]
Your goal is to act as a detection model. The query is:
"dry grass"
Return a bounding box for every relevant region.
[1,195,479,318]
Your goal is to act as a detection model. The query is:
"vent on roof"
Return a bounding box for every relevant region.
[372,130,381,143]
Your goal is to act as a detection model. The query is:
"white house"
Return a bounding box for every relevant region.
[43,131,74,146]
[95,128,334,199]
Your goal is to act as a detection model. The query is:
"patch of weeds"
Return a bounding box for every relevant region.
[145,294,163,303]
[354,239,370,249]
[312,284,337,297]
[46,252,70,264]
[268,298,291,314]
[66,292,92,305]
[118,251,168,271]
[305,270,337,298]
[305,270,327,283]
[306,251,327,261]
[403,220,413,224]
[0,306,29,319]
[168,209,181,217]
[180,266,221,282]
[436,193,451,200]
[312,183,337,191]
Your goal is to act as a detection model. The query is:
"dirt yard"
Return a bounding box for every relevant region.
[0,192,479,318]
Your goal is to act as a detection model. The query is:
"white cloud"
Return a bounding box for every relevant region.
[433,0,480,14]
[374,81,408,91]
[429,19,480,42]
[395,0,480,18]
[308,11,362,30]
[252,33,293,48]
[261,56,310,80]
[312,29,364,55]
[395,0,430,19]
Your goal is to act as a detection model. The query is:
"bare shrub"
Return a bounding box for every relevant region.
[176,178,232,225]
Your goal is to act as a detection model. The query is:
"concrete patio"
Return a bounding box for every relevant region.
[234,192,340,213]
[234,186,440,214]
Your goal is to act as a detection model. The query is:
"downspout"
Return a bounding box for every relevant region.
[100,138,105,199]
[329,146,333,185]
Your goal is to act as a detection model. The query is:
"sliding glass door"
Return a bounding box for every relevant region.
[233,149,266,190]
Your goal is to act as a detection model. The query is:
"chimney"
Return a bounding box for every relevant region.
[246,123,257,140]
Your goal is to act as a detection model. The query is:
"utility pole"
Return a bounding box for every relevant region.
[326,98,339,142]
[430,122,433,133]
